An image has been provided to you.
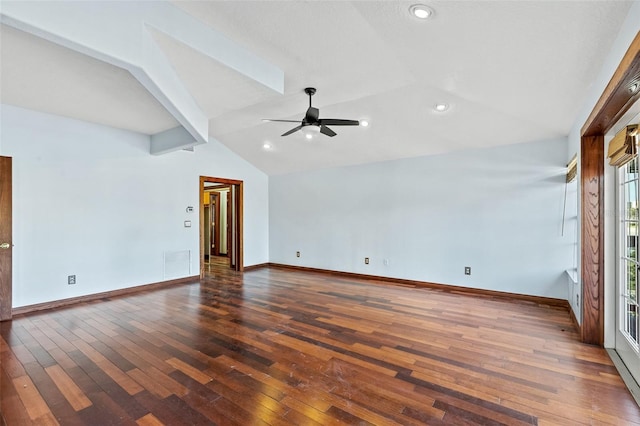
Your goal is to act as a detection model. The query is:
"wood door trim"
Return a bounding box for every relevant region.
[202,177,243,186]
[580,135,604,345]
[582,32,640,137]
[580,31,640,346]
[204,184,231,192]
[0,156,12,321]
[236,183,244,271]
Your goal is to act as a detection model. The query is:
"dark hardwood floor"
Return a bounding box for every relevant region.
[204,255,230,271]
[2,265,639,425]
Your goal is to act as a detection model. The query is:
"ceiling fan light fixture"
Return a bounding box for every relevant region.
[302,124,320,140]
[263,142,272,150]
[410,4,434,20]
[360,120,369,127]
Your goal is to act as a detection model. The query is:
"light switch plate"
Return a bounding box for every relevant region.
[184,220,192,227]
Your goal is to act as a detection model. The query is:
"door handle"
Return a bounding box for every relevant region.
[0,243,10,249]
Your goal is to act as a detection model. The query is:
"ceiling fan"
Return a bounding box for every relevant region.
[263,87,360,139]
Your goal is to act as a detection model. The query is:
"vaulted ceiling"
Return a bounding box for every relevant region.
[0,1,635,175]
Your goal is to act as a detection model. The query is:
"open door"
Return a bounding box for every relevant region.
[199,176,243,277]
[0,156,12,321]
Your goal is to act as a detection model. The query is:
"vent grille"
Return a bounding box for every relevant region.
[163,250,191,279]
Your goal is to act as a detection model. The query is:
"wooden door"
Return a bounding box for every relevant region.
[0,156,12,321]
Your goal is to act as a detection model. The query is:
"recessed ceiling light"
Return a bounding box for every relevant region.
[360,120,369,127]
[434,103,449,112]
[410,4,434,20]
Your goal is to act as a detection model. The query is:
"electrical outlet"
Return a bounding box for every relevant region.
[576,294,579,307]
[68,275,76,285]
[464,267,471,275]
[296,251,300,258]
[365,257,369,265]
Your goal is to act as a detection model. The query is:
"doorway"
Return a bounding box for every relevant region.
[199,176,243,276]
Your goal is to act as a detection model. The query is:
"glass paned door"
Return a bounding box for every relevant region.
[617,158,640,380]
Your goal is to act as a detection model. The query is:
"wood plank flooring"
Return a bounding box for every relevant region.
[2,266,639,425]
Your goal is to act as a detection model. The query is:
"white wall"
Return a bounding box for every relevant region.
[566,2,640,339]
[270,137,572,299]
[1,105,269,308]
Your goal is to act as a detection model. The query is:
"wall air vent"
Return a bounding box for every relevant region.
[163,250,191,279]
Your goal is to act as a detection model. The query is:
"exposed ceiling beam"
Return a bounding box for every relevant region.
[0,1,284,154]
[150,125,197,155]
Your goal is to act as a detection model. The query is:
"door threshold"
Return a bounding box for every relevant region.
[607,348,640,407]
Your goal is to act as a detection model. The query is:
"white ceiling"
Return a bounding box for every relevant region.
[0,24,179,135]
[0,1,635,175]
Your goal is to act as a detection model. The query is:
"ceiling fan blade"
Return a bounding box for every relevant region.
[320,125,336,137]
[319,119,359,126]
[281,125,303,136]
[262,119,301,123]
[305,107,319,123]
